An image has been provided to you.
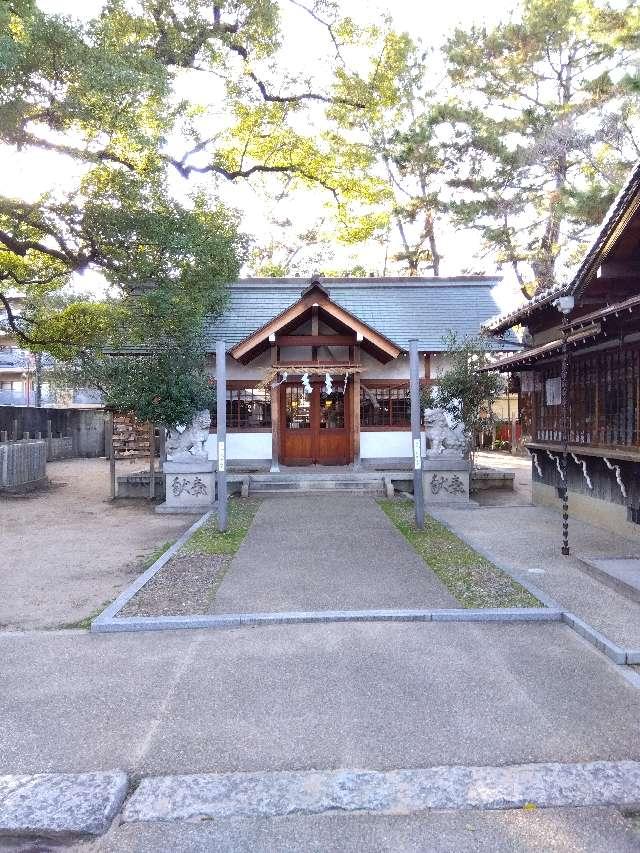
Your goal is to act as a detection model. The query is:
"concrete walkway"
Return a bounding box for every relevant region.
[430,503,640,649]
[80,807,640,852]
[212,495,457,614]
[2,622,639,777]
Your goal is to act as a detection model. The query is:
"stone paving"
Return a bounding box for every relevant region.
[430,502,640,649]
[78,807,640,853]
[211,494,458,614]
[4,453,640,850]
[2,623,640,777]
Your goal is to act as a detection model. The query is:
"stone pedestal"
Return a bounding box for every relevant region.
[423,457,470,504]
[155,460,215,514]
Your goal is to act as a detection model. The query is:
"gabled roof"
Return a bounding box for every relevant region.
[229,283,401,364]
[204,275,519,354]
[483,160,640,335]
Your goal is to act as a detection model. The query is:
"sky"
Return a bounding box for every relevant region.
[2,0,527,314]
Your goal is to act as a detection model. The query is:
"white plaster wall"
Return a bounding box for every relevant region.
[206,432,271,461]
[360,351,411,379]
[207,352,272,382]
[430,353,452,378]
[361,431,426,459]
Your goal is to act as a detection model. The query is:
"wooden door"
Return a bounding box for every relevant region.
[281,382,351,465]
[315,385,350,465]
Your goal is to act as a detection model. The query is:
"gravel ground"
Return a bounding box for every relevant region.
[0,458,192,630]
[119,553,230,617]
[118,500,260,617]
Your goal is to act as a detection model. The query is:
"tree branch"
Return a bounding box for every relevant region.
[15,132,137,171]
[286,0,347,65]
[0,229,73,267]
[166,153,340,201]
[0,291,80,350]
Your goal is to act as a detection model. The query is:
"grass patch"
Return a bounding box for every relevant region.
[378,499,541,609]
[58,601,112,630]
[181,499,261,556]
[141,540,174,570]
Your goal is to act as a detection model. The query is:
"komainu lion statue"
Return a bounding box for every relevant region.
[424,408,467,459]
[166,409,211,463]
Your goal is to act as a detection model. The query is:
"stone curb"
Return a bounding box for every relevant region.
[428,508,640,667]
[560,612,628,665]
[92,510,213,627]
[90,606,561,634]
[575,554,640,604]
[0,771,127,839]
[122,761,640,823]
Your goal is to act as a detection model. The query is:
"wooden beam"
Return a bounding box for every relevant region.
[276,334,356,346]
[311,304,319,336]
[424,352,431,379]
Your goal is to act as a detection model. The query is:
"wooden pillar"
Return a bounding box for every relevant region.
[149,424,156,500]
[270,381,280,472]
[106,412,116,500]
[351,370,361,469]
[158,425,166,464]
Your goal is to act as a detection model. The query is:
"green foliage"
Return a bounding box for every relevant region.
[379,500,540,608]
[55,332,215,428]
[181,499,262,555]
[439,0,640,292]
[423,333,504,439]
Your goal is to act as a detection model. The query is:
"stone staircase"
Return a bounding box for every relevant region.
[248,472,387,497]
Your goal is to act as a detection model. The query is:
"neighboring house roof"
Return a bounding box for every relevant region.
[204,276,519,353]
[483,159,640,335]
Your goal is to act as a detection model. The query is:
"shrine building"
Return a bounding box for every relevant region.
[203,275,517,470]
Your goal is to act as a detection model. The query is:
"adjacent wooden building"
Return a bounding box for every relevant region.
[483,161,640,538]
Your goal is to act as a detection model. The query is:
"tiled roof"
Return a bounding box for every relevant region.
[203,276,519,353]
[483,159,640,334]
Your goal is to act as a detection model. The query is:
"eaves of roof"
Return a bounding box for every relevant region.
[482,159,640,335]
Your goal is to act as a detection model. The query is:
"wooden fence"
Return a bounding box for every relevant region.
[0,439,47,492]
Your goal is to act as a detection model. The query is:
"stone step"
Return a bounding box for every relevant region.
[249,479,384,495]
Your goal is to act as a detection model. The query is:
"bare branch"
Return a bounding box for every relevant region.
[286,0,347,65]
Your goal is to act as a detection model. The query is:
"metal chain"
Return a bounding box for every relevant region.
[561,327,570,556]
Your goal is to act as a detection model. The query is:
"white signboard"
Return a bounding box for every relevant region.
[218,441,225,473]
[413,438,422,470]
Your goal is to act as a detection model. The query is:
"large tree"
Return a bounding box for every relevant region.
[0,0,404,355]
[439,0,640,294]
